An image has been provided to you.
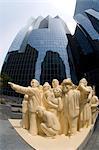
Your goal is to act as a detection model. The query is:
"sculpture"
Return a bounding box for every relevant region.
[8,79,42,135]
[91,88,99,124]
[52,79,63,134]
[42,82,59,115]
[61,78,80,135]
[36,106,60,137]
[52,79,61,89]
[8,77,98,138]
[38,85,43,100]
[52,79,63,113]
[22,94,29,129]
[77,78,92,130]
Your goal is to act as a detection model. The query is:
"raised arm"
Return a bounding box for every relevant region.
[87,87,93,102]
[8,82,35,96]
[77,84,90,94]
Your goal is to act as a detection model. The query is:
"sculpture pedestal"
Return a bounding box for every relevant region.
[9,119,97,150]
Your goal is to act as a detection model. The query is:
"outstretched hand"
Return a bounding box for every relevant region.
[8,82,15,89]
[8,82,13,85]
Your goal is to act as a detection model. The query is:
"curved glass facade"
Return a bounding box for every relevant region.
[40,51,66,85]
[28,17,70,81]
[85,9,99,33]
[73,1,99,97]
[74,0,99,16]
[1,16,77,96]
[75,14,99,40]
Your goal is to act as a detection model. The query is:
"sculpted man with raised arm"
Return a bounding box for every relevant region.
[9,79,42,136]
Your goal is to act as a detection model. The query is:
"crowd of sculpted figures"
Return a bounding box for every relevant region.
[8,78,99,137]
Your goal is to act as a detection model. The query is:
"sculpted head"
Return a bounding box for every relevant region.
[43,82,51,91]
[52,79,59,88]
[36,106,45,118]
[79,78,87,87]
[62,78,73,93]
[39,85,43,91]
[31,79,39,88]
[53,87,62,97]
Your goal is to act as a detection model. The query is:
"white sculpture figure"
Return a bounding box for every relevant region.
[8,79,42,136]
[42,82,59,115]
[22,94,29,129]
[52,79,63,134]
[52,79,63,112]
[38,85,43,100]
[61,78,80,135]
[53,87,63,112]
[86,85,93,126]
[91,88,99,124]
[52,79,61,89]
[77,78,92,130]
[36,106,60,137]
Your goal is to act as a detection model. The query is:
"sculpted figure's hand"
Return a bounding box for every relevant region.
[8,82,15,89]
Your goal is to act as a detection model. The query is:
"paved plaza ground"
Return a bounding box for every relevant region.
[0,104,34,150]
[84,116,99,150]
[0,104,99,150]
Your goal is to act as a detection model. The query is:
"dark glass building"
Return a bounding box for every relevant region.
[74,0,99,16]
[1,16,77,96]
[73,0,99,96]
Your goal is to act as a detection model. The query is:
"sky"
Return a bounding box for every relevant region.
[0,0,76,72]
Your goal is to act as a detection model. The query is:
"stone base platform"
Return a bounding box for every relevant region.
[9,119,96,150]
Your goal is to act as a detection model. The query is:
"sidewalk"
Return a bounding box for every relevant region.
[84,117,99,150]
[0,104,34,150]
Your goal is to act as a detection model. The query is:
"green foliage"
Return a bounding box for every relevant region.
[0,73,12,88]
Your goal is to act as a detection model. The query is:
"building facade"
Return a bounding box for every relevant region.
[1,16,77,96]
[73,0,99,96]
[74,0,99,16]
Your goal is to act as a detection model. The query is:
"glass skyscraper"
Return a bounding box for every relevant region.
[73,0,99,96]
[1,16,77,96]
[74,0,99,16]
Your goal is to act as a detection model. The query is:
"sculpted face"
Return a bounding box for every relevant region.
[52,79,59,88]
[66,84,72,91]
[62,79,73,93]
[43,82,51,91]
[53,88,62,97]
[79,78,87,87]
[36,107,44,118]
[62,84,68,93]
[31,79,39,88]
